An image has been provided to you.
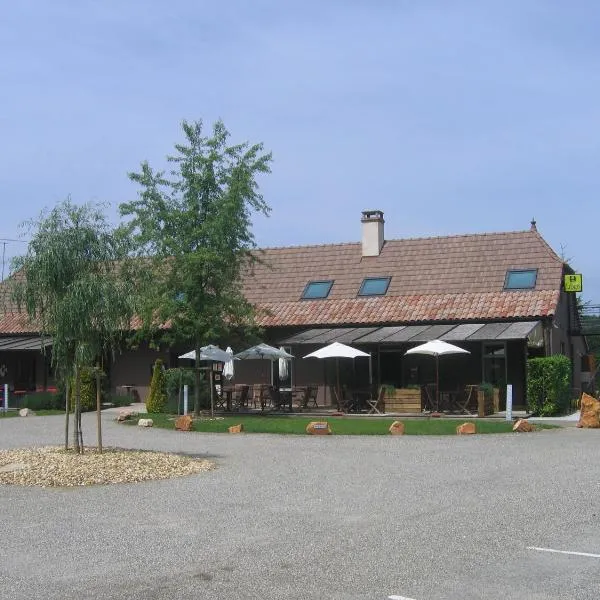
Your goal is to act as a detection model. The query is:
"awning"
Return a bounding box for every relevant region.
[0,336,52,351]
[279,321,542,345]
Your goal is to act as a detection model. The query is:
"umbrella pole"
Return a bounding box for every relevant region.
[435,355,440,412]
[336,358,341,411]
[210,369,214,419]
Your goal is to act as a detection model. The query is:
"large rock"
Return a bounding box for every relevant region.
[513,419,535,432]
[456,422,476,435]
[175,415,194,431]
[306,421,331,435]
[228,424,244,434]
[389,421,405,435]
[577,393,600,429]
[19,408,36,417]
[137,418,154,427]
[117,409,138,422]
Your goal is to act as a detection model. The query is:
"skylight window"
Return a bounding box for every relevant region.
[302,280,333,300]
[504,269,537,290]
[358,277,391,296]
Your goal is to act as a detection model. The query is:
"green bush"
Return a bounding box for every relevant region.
[104,393,132,408]
[146,359,167,413]
[69,367,102,412]
[21,391,64,411]
[527,355,571,416]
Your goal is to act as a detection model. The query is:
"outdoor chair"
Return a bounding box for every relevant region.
[251,384,268,410]
[233,385,250,411]
[305,385,319,408]
[267,385,283,410]
[366,386,386,414]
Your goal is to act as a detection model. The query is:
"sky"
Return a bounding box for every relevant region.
[1,1,599,302]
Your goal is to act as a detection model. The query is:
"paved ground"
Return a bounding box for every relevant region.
[0,413,599,600]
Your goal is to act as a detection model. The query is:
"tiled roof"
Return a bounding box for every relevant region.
[243,229,563,303]
[242,228,564,326]
[254,290,560,327]
[0,228,565,334]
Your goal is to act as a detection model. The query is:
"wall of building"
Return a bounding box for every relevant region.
[110,343,170,402]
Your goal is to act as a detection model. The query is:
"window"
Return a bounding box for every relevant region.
[504,269,537,290]
[301,280,333,299]
[358,276,391,296]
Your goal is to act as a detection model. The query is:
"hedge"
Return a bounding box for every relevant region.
[526,355,571,416]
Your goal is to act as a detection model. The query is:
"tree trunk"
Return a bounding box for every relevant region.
[96,368,102,454]
[64,377,70,451]
[194,342,201,416]
[73,365,81,454]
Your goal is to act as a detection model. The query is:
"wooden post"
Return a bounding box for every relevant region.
[96,368,102,454]
[64,377,70,450]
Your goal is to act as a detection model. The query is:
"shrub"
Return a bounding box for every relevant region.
[69,367,102,412]
[146,359,167,413]
[21,391,64,411]
[527,355,571,416]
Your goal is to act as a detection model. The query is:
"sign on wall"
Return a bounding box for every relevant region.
[564,274,583,292]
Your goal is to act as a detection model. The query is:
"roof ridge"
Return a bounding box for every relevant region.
[256,229,536,252]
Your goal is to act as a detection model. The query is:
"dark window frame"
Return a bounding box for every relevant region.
[301,280,334,300]
[358,276,391,297]
[504,269,538,290]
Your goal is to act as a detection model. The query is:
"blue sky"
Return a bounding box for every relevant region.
[1,1,599,302]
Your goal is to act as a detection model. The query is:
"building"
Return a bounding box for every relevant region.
[0,211,586,410]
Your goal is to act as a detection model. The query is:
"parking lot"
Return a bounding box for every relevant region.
[1,414,598,600]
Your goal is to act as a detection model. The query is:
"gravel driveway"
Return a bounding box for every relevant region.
[1,413,599,600]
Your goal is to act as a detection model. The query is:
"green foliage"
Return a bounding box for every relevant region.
[146,359,167,413]
[10,199,139,450]
[119,120,271,412]
[20,392,64,411]
[527,355,572,416]
[478,382,494,400]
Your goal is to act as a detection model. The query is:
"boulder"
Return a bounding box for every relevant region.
[137,418,154,427]
[19,408,36,417]
[577,393,600,429]
[228,424,244,434]
[175,415,194,431]
[389,421,405,435]
[306,421,331,435]
[456,422,476,435]
[117,409,138,422]
[513,419,535,432]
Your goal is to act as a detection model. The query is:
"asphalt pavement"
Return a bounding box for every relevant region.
[0,412,598,600]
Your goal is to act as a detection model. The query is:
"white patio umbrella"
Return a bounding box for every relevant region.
[178,345,237,417]
[278,346,289,380]
[303,342,370,409]
[223,347,235,380]
[404,340,470,411]
[178,345,234,363]
[234,343,294,360]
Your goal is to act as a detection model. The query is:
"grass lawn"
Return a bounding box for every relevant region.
[0,410,65,418]
[135,413,557,435]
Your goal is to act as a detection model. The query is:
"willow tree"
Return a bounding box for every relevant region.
[120,119,271,415]
[12,200,137,452]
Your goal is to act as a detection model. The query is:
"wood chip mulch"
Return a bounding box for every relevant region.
[0,446,215,488]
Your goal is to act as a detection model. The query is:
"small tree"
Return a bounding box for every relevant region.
[120,119,271,415]
[12,200,137,453]
[146,359,167,413]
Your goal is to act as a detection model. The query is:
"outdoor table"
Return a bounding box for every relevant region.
[278,387,293,411]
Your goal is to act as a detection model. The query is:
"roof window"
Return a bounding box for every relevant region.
[504,269,537,290]
[302,280,333,300]
[358,276,391,296]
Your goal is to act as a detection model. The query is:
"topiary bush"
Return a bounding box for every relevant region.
[69,367,102,412]
[146,358,167,413]
[527,355,571,416]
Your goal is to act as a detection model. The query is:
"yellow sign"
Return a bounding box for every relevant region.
[564,274,582,292]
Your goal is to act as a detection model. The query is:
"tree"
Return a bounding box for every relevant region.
[12,200,137,453]
[146,359,167,413]
[120,120,271,415]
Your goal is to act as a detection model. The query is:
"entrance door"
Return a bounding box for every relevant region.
[483,343,507,409]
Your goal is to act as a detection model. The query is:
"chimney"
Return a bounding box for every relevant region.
[361,210,385,257]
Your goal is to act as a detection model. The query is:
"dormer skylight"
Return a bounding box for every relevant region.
[504,269,537,290]
[358,276,391,296]
[302,280,333,300]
